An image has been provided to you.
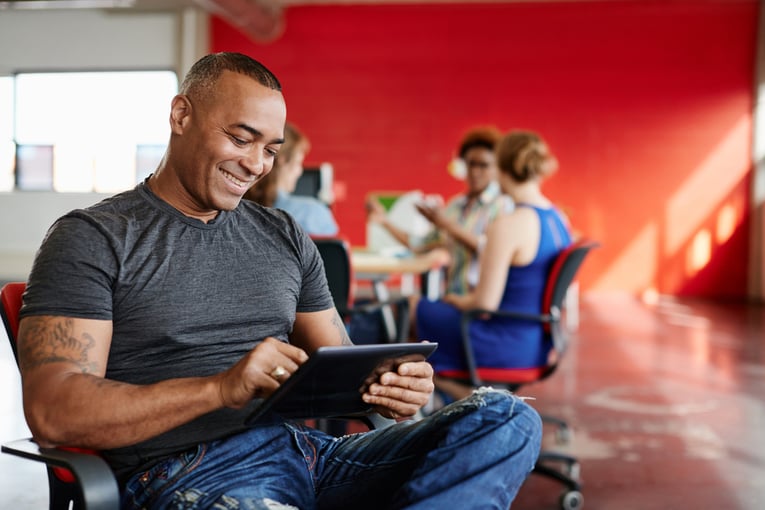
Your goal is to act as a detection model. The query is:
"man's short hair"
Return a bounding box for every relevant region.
[179,52,282,100]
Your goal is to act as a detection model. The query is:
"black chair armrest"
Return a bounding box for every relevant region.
[2,438,120,510]
[342,296,412,342]
[463,307,556,324]
[347,296,408,315]
[459,307,561,386]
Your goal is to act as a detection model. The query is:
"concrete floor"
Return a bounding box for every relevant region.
[2,291,764,509]
[513,292,765,510]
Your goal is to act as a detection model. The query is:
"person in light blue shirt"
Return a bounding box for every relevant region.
[245,122,339,236]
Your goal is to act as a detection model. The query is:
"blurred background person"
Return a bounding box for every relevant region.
[417,130,572,402]
[366,126,513,296]
[245,122,338,236]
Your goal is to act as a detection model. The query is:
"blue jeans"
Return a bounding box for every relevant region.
[122,389,541,509]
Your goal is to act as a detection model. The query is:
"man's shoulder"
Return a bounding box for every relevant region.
[69,186,142,213]
[56,187,145,228]
[239,197,296,225]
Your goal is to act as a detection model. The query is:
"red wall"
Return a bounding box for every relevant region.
[212,0,758,299]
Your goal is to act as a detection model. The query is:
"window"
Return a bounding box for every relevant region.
[2,70,177,193]
[0,76,13,191]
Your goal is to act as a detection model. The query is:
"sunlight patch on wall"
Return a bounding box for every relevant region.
[594,222,658,290]
[687,229,712,276]
[715,203,738,244]
[665,115,751,256]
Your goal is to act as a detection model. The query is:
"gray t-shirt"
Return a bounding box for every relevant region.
[21,181,334,480]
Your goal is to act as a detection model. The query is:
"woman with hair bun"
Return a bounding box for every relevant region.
[417,130,572,402]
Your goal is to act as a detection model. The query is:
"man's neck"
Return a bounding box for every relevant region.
[146,173,220,224]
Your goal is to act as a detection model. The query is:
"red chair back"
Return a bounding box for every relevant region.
[1,281,93,484]
[1,282,26,365]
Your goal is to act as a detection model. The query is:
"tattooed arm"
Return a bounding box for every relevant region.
[290,308,354,351]
[18,315,308,449]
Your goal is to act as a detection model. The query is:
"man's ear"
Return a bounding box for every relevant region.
[169,94,192,134]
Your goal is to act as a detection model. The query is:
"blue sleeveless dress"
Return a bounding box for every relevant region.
[417,204,572,372]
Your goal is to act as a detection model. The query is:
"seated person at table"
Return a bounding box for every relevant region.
[366,126,513,296]
[417,129,572,401]
[17,52,541,510]
[245,121,338,236]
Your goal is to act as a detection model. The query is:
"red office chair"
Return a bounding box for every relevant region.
[436,239,599,510]
[1,282,121,510]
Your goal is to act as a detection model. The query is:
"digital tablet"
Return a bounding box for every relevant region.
[244,342,438,425]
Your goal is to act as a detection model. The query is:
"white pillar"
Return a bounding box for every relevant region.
[177,7,209,82]
[749,0,765,302]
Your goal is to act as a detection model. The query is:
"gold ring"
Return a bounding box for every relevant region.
[270,366,287,380]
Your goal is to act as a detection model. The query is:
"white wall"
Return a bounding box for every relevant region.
[0,191,112,280]
[750,0,765,302]
[0,10,178,74]
[0,7,207,281]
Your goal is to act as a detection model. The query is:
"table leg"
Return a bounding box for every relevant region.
[372,280,398,341]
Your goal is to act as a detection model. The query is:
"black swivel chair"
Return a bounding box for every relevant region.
[312,236,411,343]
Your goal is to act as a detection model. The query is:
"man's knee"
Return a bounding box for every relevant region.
[451,388,543,455]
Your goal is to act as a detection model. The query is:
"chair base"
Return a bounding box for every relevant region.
[533,450,583,510]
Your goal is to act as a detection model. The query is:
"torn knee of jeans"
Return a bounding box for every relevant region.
[438,387,503,415]
[211,494,242,510]
[456,386,535,414]
[172,488,206,506]
[262,498,300,510]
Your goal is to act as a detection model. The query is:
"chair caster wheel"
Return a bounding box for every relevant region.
[560,490,583,510]
[556,426,572,444]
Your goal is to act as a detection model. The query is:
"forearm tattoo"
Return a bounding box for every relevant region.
[19,317,100,374]
[332,310,353,346]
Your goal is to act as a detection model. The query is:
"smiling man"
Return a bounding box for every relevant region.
[17,52,541,509]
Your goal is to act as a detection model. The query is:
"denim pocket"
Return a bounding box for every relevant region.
[123,444,207,509]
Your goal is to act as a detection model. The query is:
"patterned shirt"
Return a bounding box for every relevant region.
[422,181,513,295]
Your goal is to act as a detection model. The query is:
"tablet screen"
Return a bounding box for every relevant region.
[245,342,437,425]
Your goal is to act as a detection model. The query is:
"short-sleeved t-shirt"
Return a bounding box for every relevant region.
[21,181,334,480]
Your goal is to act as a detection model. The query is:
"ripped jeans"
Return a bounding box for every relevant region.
[121,389,541,510]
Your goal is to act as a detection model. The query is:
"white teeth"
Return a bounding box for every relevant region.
[221,170,245,187]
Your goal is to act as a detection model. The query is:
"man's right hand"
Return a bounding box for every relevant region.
[365,197,387,224]
[216,337,308,409]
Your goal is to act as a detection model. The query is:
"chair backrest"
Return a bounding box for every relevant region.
[312,237,355,315]
[541,239,599,354]
[543,239,599,322]
[1,281,26,366]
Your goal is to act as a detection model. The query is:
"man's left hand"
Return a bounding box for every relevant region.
[362,360,434,419]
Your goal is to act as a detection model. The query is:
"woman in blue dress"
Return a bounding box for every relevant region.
[417,130,572,401]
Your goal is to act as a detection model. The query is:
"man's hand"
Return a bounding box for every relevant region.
[414,201,447,228]
[365,196,388,224]
[216,337,308,409]
[361,359,435,419]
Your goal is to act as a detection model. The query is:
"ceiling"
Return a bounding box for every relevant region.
[0,0,627,43]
